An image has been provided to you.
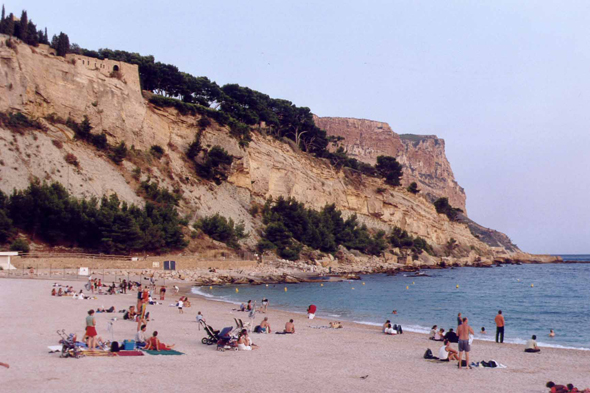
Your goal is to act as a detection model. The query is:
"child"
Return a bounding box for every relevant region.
[178,299,184,314]
[196,311,204,329]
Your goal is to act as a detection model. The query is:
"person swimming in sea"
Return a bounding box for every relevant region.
[549,329,555,337]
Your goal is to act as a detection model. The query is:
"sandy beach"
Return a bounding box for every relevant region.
[1,277,589,393]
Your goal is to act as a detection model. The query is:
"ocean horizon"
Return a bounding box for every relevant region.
[193,255,590,351]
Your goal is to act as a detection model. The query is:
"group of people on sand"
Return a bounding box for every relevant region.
[382,320,403,335]
[546,381,590,393]
[428,313,476,369]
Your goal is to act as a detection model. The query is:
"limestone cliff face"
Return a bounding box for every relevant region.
[314,116,467,213]
[0,37,549,263]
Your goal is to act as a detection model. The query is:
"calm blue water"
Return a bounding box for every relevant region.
[194,256,590,350]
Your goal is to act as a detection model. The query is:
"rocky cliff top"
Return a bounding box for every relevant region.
[314,116,467,213]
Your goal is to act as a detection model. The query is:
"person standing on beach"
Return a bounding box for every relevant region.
[85,310,98,350]
[457,317,474,369]
[495,310,505,343]
[457,312,462,327]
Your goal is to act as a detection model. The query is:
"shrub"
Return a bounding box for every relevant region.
[10,238,30,253]
[52,139,63,149]
[376,156,403,186]
[64,153,79,167]
[109,142,127,165]
[376,187,386,194]
[196,146,233,184]
[150,145,164,159]
[434,197,463,222]
[138,181,180,206]
[0,111,42,132]
[186,131,202,160]
[407,182,420,194]
[197,116,211,130]
[194,213,247,248]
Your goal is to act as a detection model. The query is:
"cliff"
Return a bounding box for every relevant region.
[0,36,554,265]
[313,116,467,213]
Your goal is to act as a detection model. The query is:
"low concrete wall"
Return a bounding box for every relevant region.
[11,256,257,271]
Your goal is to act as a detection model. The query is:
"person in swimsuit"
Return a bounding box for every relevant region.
[457,317,474,369]
[144,331,175,351]
[259,317,271,333]
[284,319,295,333]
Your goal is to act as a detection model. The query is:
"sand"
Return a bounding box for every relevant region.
[1,277,589,393]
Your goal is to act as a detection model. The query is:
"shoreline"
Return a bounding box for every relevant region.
[186,282,590,353]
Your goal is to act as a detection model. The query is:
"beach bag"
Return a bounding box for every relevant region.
[423,349,434,359]
[254,325,262,333]
[110,341,120,353]
[123,340,135,351]
[459,360,467,367]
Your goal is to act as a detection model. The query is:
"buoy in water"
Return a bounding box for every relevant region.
[362,282,365,285]
[412,282,415,285]
[235,288,239,293]
[406,286,409,290]
[284,287,288,292]
[456,284,459,289]
[266,284,269,287]
[531,284,534,287]
[209,286,212,290]
[321,283,324,287]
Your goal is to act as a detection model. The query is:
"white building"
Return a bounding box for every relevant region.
[0,252,18,270]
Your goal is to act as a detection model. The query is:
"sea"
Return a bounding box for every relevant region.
[192,254,590,350]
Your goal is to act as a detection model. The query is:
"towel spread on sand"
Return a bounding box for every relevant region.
[115,350,145,356]
[48,345,63,353]
[142,349,184,356]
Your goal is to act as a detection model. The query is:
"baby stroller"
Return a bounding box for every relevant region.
[57,329,84,359]
[216,327,238,352]
[200,320,221,345]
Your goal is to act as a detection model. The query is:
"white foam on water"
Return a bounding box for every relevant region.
[191,287,242,305]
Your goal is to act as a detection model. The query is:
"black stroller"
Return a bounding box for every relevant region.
[216,327,238,352]
[57,329,84,359]
[200,320,221,345]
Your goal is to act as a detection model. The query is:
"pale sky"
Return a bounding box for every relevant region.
[5,0,589,254]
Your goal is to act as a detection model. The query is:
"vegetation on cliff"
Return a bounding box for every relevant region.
[434,197,463,222]
[194,214,247,249]
[0,181,187,254]
[257,197,432,261]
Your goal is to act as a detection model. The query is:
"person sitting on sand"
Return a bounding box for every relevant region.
[438,339,459,362]
[51,288,56,296]
[384,320,392,333]
[429,325,438,339]
[444,328,459,343]
[284,319,295,334]
[135,324,148,348]
[258,317,271,333]
[237,329,257,351]
[433,328,445,341]
[124,306,137,321]
[384,323,396,335]
[546,381,569,393]
[524,335,540,353]
[549,329,555,338]
[144,331,175,351]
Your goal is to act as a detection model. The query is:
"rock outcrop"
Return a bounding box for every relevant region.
[0,36,556,264]
[314,116,467,212]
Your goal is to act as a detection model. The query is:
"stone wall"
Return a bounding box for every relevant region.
[11,256,257,270]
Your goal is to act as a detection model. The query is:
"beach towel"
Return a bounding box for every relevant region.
[82,350,115,357]
[116,350,144,356]
[142,349,184,356]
